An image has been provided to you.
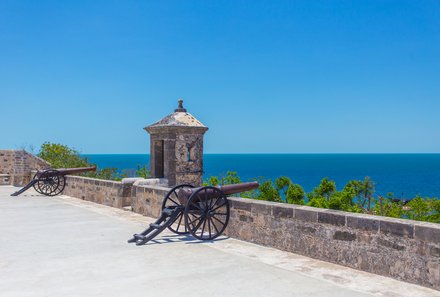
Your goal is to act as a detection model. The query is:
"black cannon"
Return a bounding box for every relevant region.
[11,166,96,197]
[128,181,259,245]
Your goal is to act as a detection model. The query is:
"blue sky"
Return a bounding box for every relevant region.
[1,1,439,153]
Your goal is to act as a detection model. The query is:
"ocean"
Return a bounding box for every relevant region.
[82,154,440,198]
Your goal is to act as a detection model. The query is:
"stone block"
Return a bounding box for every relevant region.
[377,238,405,251]
[250,201,272,216]
[295,208,317,222]
[333,231,356,241]
[230,199,252,212]
[346,215,379,232]
[273,205,293,218]
[380,220,414,238]
[297,225,316,234]
[318,211,346,226]
[414,224,440,244]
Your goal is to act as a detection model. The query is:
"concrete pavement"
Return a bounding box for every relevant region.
[0,185,438,297]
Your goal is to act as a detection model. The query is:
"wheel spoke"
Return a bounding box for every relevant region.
[212,215,226,228]
[188,214,203,229]
[210,195,221,210]
[211,201,227,212]
[192,216,205,232]
[167,196,180,206]
[175,213,184,232]
[207,217,212,238]
[190,200,203,211]
[200,217,207,238]
[209,217,220,235]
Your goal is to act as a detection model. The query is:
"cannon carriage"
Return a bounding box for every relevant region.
[128,181,259,245]
[11,166,96,197]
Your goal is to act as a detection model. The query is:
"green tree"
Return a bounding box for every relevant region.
[204,175,220,186]
[308,195,328,208]
[307,177,336,205]
[258,180,282,202]
[38,142,121,181]
[275,176,292,197]
[375,195,404,218]
[405,196,430,221]
[359,176,375,212]
[316,177,336,200]
[426,199,440,223]
[344,180,363,205]
[328,187,359,212]
[38,142,89,168]
[221,171,241,185]
[135,165,151,178]
[286,184,305,205]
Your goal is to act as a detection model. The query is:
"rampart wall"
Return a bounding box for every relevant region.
[63,176,132,208]
[0,150,50,186]
[59,176,440,290]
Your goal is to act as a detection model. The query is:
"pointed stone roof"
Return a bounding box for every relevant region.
[145,99,208,132]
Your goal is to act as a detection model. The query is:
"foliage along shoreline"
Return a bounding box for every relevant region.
[38,142,439,224]
[204,171,440,223]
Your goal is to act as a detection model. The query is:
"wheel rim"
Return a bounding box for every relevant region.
[184,186,230,241]
[50,175,66,196]
[36,170,61,196]
[32,172,44,194]
[162,184,194,235]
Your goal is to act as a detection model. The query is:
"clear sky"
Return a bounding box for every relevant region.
[1,1,439,154]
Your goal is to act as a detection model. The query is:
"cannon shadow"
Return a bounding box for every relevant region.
[140,234,229,246]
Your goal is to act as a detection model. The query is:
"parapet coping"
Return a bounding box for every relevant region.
[132,183,171,192]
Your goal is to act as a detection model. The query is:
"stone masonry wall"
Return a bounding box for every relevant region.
[226,198,440,290]
[0,150,50,186]
[0,150,15,176]
[63,176,131,208]
[60,178,440,290]
[131,184,169,218]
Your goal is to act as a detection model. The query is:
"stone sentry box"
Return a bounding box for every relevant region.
[144,100,208,187]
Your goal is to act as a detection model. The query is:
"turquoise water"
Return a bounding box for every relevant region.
[82,154,440,198]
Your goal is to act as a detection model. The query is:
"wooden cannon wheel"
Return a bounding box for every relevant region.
[32,170,66,196]
[184,186,230,241]
[162,184,194,235]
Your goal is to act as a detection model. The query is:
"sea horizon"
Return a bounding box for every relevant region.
[82,153,440,199]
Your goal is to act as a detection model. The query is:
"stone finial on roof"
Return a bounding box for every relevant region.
[145,99,208,131]
[175,98,187,112]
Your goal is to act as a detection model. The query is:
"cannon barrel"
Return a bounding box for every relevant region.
[177,181,259,204]
[216,181,259,195]
[38,166,96,176]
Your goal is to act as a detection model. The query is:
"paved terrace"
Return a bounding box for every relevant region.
[1,186,439,297]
